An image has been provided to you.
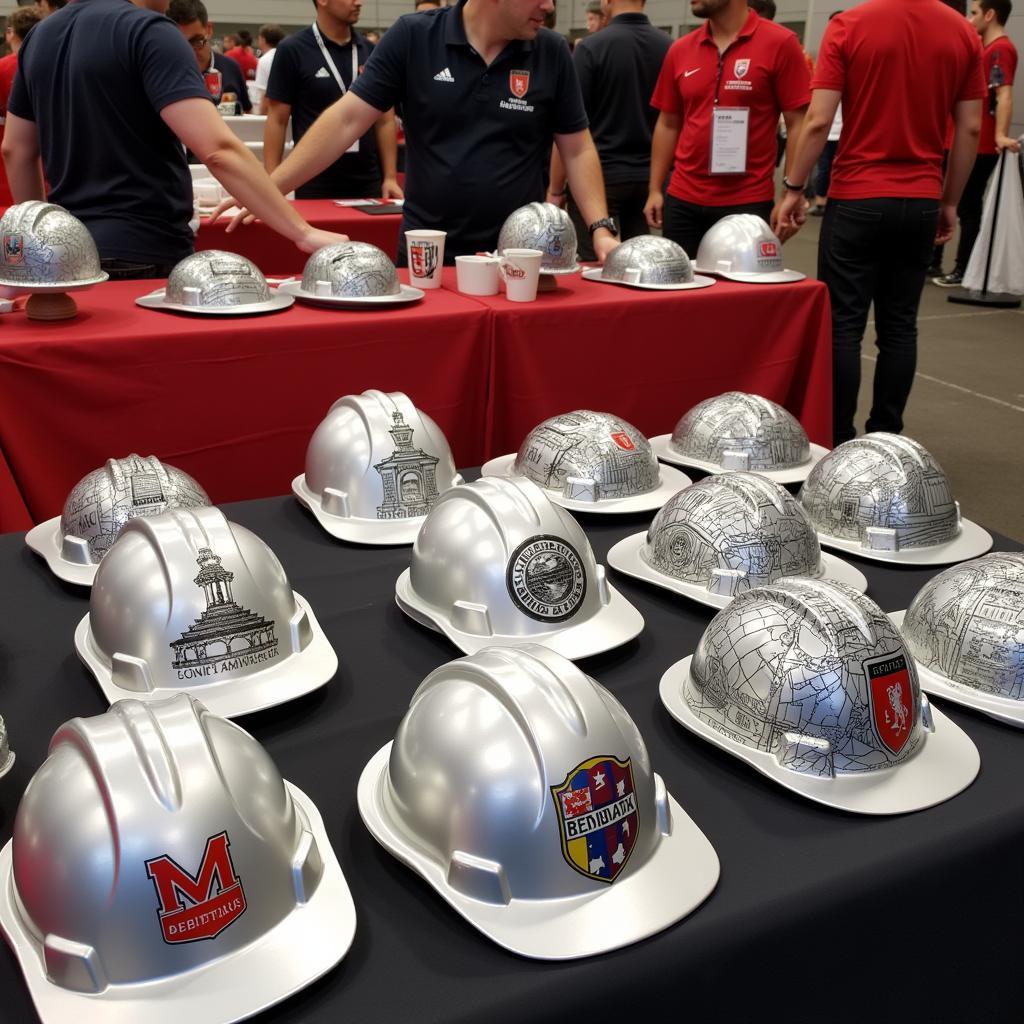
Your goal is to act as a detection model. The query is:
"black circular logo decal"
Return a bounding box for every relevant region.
[506,535,588,622]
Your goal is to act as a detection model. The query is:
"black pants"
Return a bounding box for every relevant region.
[953,152,999,273]
[567,181,650,262]
[662,195,774,261]
[100,258,179,281]
[818,198,939,446]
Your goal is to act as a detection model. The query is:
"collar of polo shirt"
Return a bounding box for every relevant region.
[699,6,759,46]
[443,0,535,53]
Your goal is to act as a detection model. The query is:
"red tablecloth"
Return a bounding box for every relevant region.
[0,277,489,532]
[195,200,404,274]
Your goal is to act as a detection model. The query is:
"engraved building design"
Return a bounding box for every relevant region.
[374,412,440,519]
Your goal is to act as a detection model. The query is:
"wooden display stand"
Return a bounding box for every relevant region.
[25,292,78,321]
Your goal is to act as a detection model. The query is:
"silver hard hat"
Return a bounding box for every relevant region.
[25,454,210,587]
[601,235,694,285]
[608,472,867,607]
[74,505,337,717]
[659,578,980,814]
[292,389,462,545]
[0,694,355,1024]
[694,214,804,283]
[301,241,401,297]
[799,433,992,563]
[395,476,644,660]
[0,201,105,288]
[161,249,284,311]
[357,645,720,959]
[497,202,580,274]
[0,715,14,780]
[899,552,1024,723]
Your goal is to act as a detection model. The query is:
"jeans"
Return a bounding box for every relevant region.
[814,140,839,198]
[100,258,179,281]
[662,195,774,261]
[818,198,939,446]
[953,152,999,273]
[567,181,650,262]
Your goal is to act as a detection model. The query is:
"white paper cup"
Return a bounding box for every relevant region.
[455,254,500,296]
[406,230,446,289]
[498,248,543,302]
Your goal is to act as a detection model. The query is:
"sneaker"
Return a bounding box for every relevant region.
[932,270,963,287]
[810,205,826,217]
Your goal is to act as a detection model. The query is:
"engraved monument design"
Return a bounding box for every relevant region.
[170,548,278,670]
[374,411,440,519]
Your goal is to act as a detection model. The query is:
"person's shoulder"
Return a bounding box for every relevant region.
[275,26,314,53]
[992,34,1018,58]
[669,25,703,53]
[535,26,573,55]
[218,51,243,73]
[753,15,802,44]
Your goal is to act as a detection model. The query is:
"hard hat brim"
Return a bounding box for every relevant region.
[580,266,717,291]
[692,266,806,284]
[814,517,992,566]
[25,516,99,587]
[650,435,830,484]
[134,288,295,316]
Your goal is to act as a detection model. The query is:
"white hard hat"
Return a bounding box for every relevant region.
[694,214,805,283]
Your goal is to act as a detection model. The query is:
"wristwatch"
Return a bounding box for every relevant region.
[782,176,806,192]
[588,217,619,237]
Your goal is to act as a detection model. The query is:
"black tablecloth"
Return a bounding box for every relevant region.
[0,486,1021,1024]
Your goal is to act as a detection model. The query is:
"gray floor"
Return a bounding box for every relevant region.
[783,215,1024,541]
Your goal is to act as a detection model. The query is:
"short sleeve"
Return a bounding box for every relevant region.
[810,18,845,92]
[135,18,209,112]
[772,30,811,110]
[956,33,986,102]
[350,17,408,112]
[550,35,588,134]
[266,39,299,105]
[573,38,596,116]
[7,42,33,120]
[254,50,272,91]
[650,41,682,114]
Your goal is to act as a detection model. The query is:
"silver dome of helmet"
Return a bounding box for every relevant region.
[357,645,719,959]
[799,433,961,552]
[642,472,822,590]
[695,214,803,282]
[295,390,461,543]
[75,506,337,717]
[0,715,13,779]
[0,694,354,1024]
[396,477,644,659]
[902,552,1024,699]
[301,242,400,297]
[601,235,694,285]
[497,202,580,274]
[0,201,103,286]
[164,250,273,308]
[670,391,811,471]
[513,410,660,501]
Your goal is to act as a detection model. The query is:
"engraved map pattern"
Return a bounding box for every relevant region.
[604,236,691,284]
[0,202,100,284]
[166,251,270,307]
[301,243,399,297]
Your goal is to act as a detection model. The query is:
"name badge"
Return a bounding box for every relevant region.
[710,107,749,175]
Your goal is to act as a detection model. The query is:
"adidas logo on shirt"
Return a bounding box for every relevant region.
[315,67,331,78]
[433,67,455,83]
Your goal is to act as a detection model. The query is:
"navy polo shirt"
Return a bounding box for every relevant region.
[268,27,380,199]
[9,0,209,264]
[351,0,588,258]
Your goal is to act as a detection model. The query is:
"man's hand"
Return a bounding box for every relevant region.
[644,189,663,229]
[545,189,566,208]
[935,203,957,245]
[592,229,619,264]
[207,196,256,230]
[381,176,404,200]
[776,191,807,238]
[299,227,351,254]
[995,133,1022,154]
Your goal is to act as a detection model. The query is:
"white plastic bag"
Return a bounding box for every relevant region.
[962,144,1024,296]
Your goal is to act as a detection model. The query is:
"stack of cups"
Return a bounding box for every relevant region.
[455,255,500,296]
[406,229,446,290]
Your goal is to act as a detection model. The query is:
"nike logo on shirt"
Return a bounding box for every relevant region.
[684,68,700,77]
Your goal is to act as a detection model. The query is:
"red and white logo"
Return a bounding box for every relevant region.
[509,70,530,98]
[759,241,779,259]
[866,654,914,756]
[733,58,750,79]
[409,240,438,280]
[145,831,247,944]
[610,431,635,451]
[3,233,23,265]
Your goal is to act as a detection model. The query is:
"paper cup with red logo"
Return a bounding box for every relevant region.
[405,229,446,289]
[498,247,543,302]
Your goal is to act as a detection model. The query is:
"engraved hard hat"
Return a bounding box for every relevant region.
[0,715,14,780]
[395,477,644,660]
[301,241,401,297]
[893,552,1024,728]
[497,202,580,274]
[607,472,867,609]
[798,433,992,565]
[25,454,211,587]
[0,694,355,1024]
[601,235,695,285]
[74,506,337,717]
[0,201,106,292]
[480,409,691,513]
[292,389,463,545]
[694,214,805,283]
[357,645,719,959]
[650,391,826,484]
[659,578,979,814]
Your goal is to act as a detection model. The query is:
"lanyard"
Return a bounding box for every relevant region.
[312,22,359,96]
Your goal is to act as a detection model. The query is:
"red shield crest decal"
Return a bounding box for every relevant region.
[409,240,438,279]
[550,755,639,884]
[866,654,914,755]
[759,241,779,258]
[509,70,530,98]
[145,831,247,943]
[610,431,635,451]
[3,233,23,264]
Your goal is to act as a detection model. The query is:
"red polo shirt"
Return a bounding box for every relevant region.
[813,0,985,199]
[979,35,1017,155]
[0,52,18,207]
[651,11,810,206]
[225,45,258,80]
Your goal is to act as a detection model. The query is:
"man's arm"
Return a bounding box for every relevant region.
[776,89,839,236]
[772,104,810,239]
[374,108,404,199]
[994,84,1021,153]
[554,127,617,262]
[644,110,680,229]
[936,97,982,243]
[547,147,567,206]
[1,113,45,202]
[263,98,291,173]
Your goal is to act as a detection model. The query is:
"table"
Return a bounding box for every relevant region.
[0,490,1020,1023]
[195,200,404,273]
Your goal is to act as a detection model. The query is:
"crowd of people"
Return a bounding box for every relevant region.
[0,0,1018,445]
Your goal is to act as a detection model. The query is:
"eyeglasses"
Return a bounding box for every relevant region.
[186,34,211,50]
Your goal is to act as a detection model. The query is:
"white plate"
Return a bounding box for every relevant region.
[890,610,1024,728]
[277,279,424,309]
[815,518,993,566]
[649,434,830,485]
[0,273,109,298]
[479,453,691,514]
[607,531,869,610]
[580,267,716,291]
[135,288,294,316]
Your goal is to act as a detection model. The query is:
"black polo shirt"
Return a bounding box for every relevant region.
[351,0,588,258]
[573,13,670,185]
[207,51,252,114]
[8,0,209,264]
[268,27,380,199]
